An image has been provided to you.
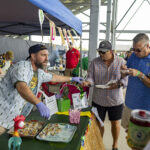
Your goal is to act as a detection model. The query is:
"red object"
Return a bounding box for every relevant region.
[13,115,25,131]
[130,117,150,127]
[46,82,59,85]
[41,82,56,97]
[60,83,89,105]
[37,92,42,99]
[139,111,146,118]
[37,82,60,99]
[66,48,80,69]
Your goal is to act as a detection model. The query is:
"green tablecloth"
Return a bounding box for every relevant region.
[0,111,89,150]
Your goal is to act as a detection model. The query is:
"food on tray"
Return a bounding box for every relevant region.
[38,123,61,138]
[36,123,77,143]
[8,120,44,137]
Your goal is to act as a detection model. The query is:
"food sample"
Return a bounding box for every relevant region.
[38,123,61,138]
[36,123,77,143]
[8,120,44,137]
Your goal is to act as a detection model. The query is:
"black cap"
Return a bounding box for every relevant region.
[69,42,73,45]
[27,44,47,59]
[29,44,47,54]
[97,40,112,52]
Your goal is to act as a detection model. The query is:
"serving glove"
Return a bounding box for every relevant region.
[71,77,84,84]
[36,102,50,119]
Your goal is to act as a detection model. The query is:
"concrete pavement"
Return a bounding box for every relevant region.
[103,115,131,150]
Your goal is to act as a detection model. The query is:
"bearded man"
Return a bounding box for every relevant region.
[0,44,83,135]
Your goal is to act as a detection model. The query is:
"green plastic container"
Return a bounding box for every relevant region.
[57,98,70,112]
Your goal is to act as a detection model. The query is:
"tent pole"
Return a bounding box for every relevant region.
[106,0,112,41]
[111,0,118,49]
[80,36,82,77]
[50,42,53,58]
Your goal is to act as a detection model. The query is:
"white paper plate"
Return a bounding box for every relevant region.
[95,80,117,89]
[95,85,110,89]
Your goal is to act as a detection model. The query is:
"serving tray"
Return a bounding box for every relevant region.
[36,123,77,143]
[7,120,44,138]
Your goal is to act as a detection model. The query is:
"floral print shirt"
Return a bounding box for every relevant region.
[0,60,52,129]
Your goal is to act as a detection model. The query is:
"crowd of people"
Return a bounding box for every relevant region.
[0,33,150,150]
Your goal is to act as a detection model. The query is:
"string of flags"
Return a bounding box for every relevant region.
[57,27,65,45]
[49,20,56,42]
[38,9,45,42]
[38,9,79,47]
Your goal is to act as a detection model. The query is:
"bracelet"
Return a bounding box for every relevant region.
[136,71,141,77]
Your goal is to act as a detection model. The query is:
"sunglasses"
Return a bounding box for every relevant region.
[132,48,142,53]
[98,51,107,55]
[132,44,146,53]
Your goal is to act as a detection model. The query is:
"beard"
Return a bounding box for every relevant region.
[34,61,47,69]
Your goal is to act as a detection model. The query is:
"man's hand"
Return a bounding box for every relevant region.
[71,77,84,84]
[81,81,91,87]
[107,83,118,89]
[121,64,128,70]
[121,65,142,78]
[36,102,50,119]
[128,68,140,77]
[120,64,130,77]
[107,80,123,90]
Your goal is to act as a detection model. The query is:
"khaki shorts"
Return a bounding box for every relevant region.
[121,105,132,129]
[0,126,6,135]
